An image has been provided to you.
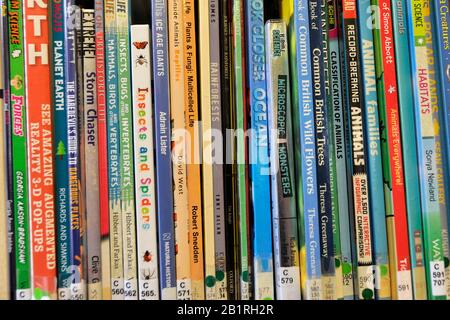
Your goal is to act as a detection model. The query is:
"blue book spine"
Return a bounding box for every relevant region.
[393,0,427,299]
[357,0,390,300]
[51,0,72,299]
[244,0,274,300]
[65,1,83,300]
[308,0,335,299]
[151,0,176,300]
[294,0,322,300]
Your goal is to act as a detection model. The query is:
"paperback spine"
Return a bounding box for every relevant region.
[342,0,375,300]
[151,0,177,300]
[24,0,57,300]
[9,0,31,300]
[358,0,391,299]
[265,19,302,300]
[182,0,205,300]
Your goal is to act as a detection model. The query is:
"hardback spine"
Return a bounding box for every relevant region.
[245,0,274,301]
[8,0,31,300]
[322,0,343,299]
[433,0,450,300]
[210,0,228,301]
[81,8,102,300]
[116,0,137,300]
[406,0,446,300]
[104,0,124,300]
[94,0,110,300]
[328,0,354,299]
[308,0,335,300]
[65,2,83,300]
[151,0,177,300]
[182,0,205,300]
[374,0,413,299]
[423,0,450,299]
[168,0,191,300]
[50,0,71,300]
[199,0,217,300]
[130,24,159,300]
[24,0,57,300]
[293,0,322,300]
[358,0,391,299]
[342,0,375,300]
[265,19,301,300]
[220,0,238,300]
[0,5,10,299]
[232,0,251,300]
[392,0,427,300]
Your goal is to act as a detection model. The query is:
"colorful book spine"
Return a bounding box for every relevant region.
[104,0,124,300]
[65,2,83,300]
[199,0,217,300]
[374,0,413,299]
[81,8,102,300]
[328,0,354,299]
[9,0,31,300]
[358,0,390,299]
[24,0,57,300]
[130,24,160,300]
[309,0,335,300]
[94,0,110,300]
[293,0,322,300]
[342,0,375,300]
[210,0,228,301]
[406,0,446,300]
[151,0,177,300]
[168,0,191,300]
[433,0,450,300]
[232,0,251,300]
[265,19,301,300]
[220,0,238,300]
[321,0,343,300]
[423,0,450,299]
[245,0,274,301]
[116,0,137,300]
[393,0,427,300]
[182,0,205,300]
[0,4,10,299]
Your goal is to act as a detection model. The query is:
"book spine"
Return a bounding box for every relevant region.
[151,0,177,300]
[232,0,251,300]
[293,0,322,300]
[342,0,375,300]
[24,0,57,300]
[358,0,391,300]
[423,0,450,299]
[199,0,217,300]
[406,0,446,300]
[94,0,110,300]
[130,24,159,300]
[104,0,124,300]
[265,19,302,300]
[432,0,450,300]
[220,0,238,300]
[182,0,205,300]
[210,0,228,301]
[116,0,137,300]
[168,0,191,300]
[393,0,427,300]
[245,0,274,301]
[328,0,354,300]
[308,0,335,300]
[81,8,102,300]
[9,0,31,300]
[0,3,11,299]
